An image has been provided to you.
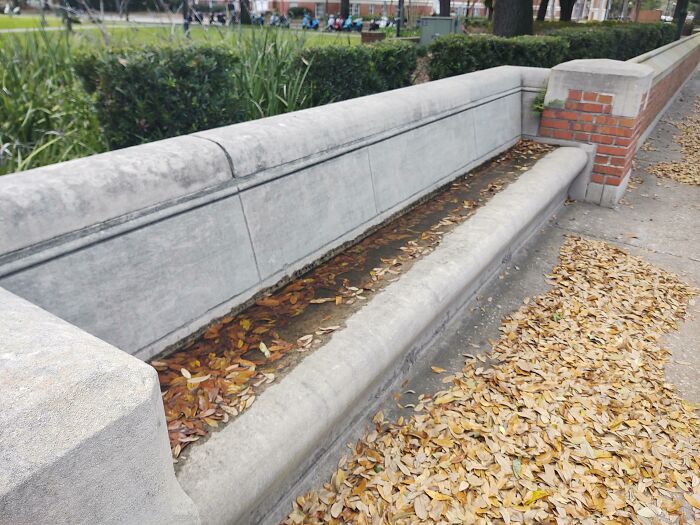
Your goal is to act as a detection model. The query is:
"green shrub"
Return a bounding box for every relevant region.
[288,6,311,18]
[370,40,418,91]
[428,34,568,80]
[546,22,675,61]
[301,45,373,105]
[75,43,242,149]
[463,16,491,28]
[0,31,105,175]
[302,40,417,105]
[429,22,675,80]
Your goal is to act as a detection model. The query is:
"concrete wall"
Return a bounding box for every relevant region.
[0,66,529,361]
[630,32,700,146]
[538,33,700,207]
[0,287,199,524]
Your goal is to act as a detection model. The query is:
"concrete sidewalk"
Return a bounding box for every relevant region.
[384,67,700,429]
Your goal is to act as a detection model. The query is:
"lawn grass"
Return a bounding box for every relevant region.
[0,19,360,47]
[0,14,63,29]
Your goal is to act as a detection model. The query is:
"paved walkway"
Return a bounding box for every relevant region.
[391,67,700,417]
[285,69,700,524]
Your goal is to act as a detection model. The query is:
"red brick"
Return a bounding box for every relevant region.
[601,104,612,114]
[540,119,570,130]
[568,89,583,101]
[597,145,627,155]
[604,175,622,186]
[617,117,636,128]
[610,157,626,167]
[608,127,634,137]
[555,110,579,120]
[590,134,615,145]
[572,122,595,132]
[565,101,584,111]
[539,128,555,138]
[553,130,574,140]
[597,94,613,104]
[595,155,610,165]
[542,109,558,119]
[583,91,598,102]
[581,103,605,113]
[591,174,606,184]
[577,113,595,122]
[574,132,591,141]
[595,115,617,125]
[615,137,633,147]
[595,164,625,176]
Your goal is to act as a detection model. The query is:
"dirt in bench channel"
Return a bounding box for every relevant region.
[151,140,555,462]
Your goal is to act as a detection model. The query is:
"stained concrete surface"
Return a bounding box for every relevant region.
[383,68,700,427]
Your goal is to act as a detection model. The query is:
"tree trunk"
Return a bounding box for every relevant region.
[559,0,575,20]
[240,0,251,24]
[620,0,628,19]
[694,1,700,26]
[493,0,533,36]
[340,0,349,18]
[673,0,688,39]
[536,0,549,20]
[632,0,640,20]
[439,0,450,16]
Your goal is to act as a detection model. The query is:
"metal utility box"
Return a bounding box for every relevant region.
[419,16,459,47]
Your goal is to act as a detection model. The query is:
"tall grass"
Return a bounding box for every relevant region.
[0,25,340,176]
[234,28,311,119]
[0,31,105,175]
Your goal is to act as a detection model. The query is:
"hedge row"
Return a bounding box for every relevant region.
[546,22,675,61]
[428,34,568,80]
[429,22,675,80]
[301,40,417,105]
[75,45,242,149]
[75,40,417,150]
[75,22,672,151]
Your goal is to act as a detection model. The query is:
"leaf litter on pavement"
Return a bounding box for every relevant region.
[284,236,700,524]
[648,96,700,185]
[152,141,555,459]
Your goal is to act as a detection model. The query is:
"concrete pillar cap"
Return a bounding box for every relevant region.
[545,59,654,117]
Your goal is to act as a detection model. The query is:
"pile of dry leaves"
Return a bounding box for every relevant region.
[154,141,553,458]
[648,97,700,185]
[284,236,700,524]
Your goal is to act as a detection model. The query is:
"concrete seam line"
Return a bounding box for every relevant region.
[0,179,243,278]
[237,192,264,282]
[176,147,588,525]
[232,88,524,193]
[192,135,237,179]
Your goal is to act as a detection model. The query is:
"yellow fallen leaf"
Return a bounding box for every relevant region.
[425,489,452,501]
[434,393,454,405]
[431,366,446,374]
[523,489,550,506]
[684,493,700,510]
[187,374,211,384]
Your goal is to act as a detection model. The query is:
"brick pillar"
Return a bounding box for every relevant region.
[538,59,654,207]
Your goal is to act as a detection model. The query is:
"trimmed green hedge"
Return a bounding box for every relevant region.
[428,34,568,80]
[546,22,675,61]
[76,39,417,150]
[429,22,676,80]
[75,44,242,149]
[301,40,417,105]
